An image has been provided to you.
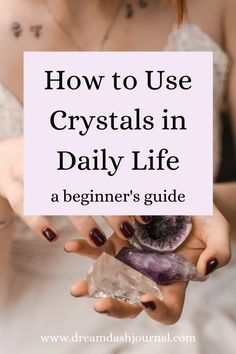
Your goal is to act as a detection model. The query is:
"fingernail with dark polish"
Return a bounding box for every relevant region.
[42,228,57,242]
[70,291,81,298]
[90,228,106,247]
[95,309,109,315]
[141,301,156,311]
[141,216,152,223]
[205,257,219,275]
[120,222,135,239]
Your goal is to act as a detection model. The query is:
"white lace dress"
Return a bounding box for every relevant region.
[0,23,236,354]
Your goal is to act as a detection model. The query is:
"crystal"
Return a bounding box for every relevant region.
[87,252,163,305]
[133,216,192,252]
[116,247,202,285]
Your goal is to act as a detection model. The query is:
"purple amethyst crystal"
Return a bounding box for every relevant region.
[116,247,201,285]
[133,216,192,252]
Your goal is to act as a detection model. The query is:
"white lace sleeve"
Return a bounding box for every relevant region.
[0,84,23,142]
[0,84,23,294]
[165,23,229,180]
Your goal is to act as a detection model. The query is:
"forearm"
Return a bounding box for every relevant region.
[214,182,236,238]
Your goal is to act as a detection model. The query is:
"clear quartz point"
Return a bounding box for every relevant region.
[87,252,163,305]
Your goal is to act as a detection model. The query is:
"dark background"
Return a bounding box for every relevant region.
[217,112,236,182]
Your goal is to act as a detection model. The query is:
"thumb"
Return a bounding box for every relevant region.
[196,233,231,277]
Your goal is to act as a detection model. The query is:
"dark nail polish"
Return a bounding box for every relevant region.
[141,216,152,223]
[42,228,57,242]
[70,291,81,298]
[120,222,135,239]
[90,228,106,247]
[205,257,219,275]
[141,301,156,311]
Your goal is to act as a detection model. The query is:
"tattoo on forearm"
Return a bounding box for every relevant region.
[126,3,134,18]
[30,25,43,38]
[11,22,43,39]
[11,22,23,38]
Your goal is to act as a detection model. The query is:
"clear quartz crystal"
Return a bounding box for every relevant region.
[87,252,163,305]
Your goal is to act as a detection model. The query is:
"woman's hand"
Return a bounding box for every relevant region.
[67,215,151,247]
[190,205,231,277]
[65,234,188,324]
[0,137,151,245]
[64,205,231,324]
[0,137,59,241]
[0,137,151,244]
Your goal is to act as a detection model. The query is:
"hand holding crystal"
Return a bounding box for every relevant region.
[64,206,231,324]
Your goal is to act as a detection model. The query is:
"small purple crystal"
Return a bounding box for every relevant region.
[116,247,201,285]
[133,216,192,252]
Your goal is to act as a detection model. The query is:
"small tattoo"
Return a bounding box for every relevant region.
[11,22,23,38]
[126,3,134,18]
[30,25,43,38]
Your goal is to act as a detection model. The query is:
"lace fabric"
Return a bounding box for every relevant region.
[165,23,229,179]
[0,82,22,142]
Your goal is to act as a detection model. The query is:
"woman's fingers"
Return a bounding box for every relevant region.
[103,216,136,240]
[68,215,152,247]
[196,234,231,277]
[6,181,58,242]
[93,298,142,319]
[68,216,107,247]
[64,233,129,258]
[70,279,142,318]
[22,215,58,242]
[70,279,186,322]
[134,216,153,224]
[71,282,183,322]
[70,280,89,297]
[141,282,187,325]
[194,207,231,277]
[0,138,58,242]
[64,238,115,259]
[103,216,152,241]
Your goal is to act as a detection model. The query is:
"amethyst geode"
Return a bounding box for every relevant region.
[133,216,192,252]
[116,247,201,285]
[87,216,201,303]
[115,216,200,286]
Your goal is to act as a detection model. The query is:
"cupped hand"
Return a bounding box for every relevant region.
[66,215,151,247]
[188,205,231,277]
[0,137,150,244]
[65,234,188,324]
[64,205,231,324]
[0,138,59,241]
